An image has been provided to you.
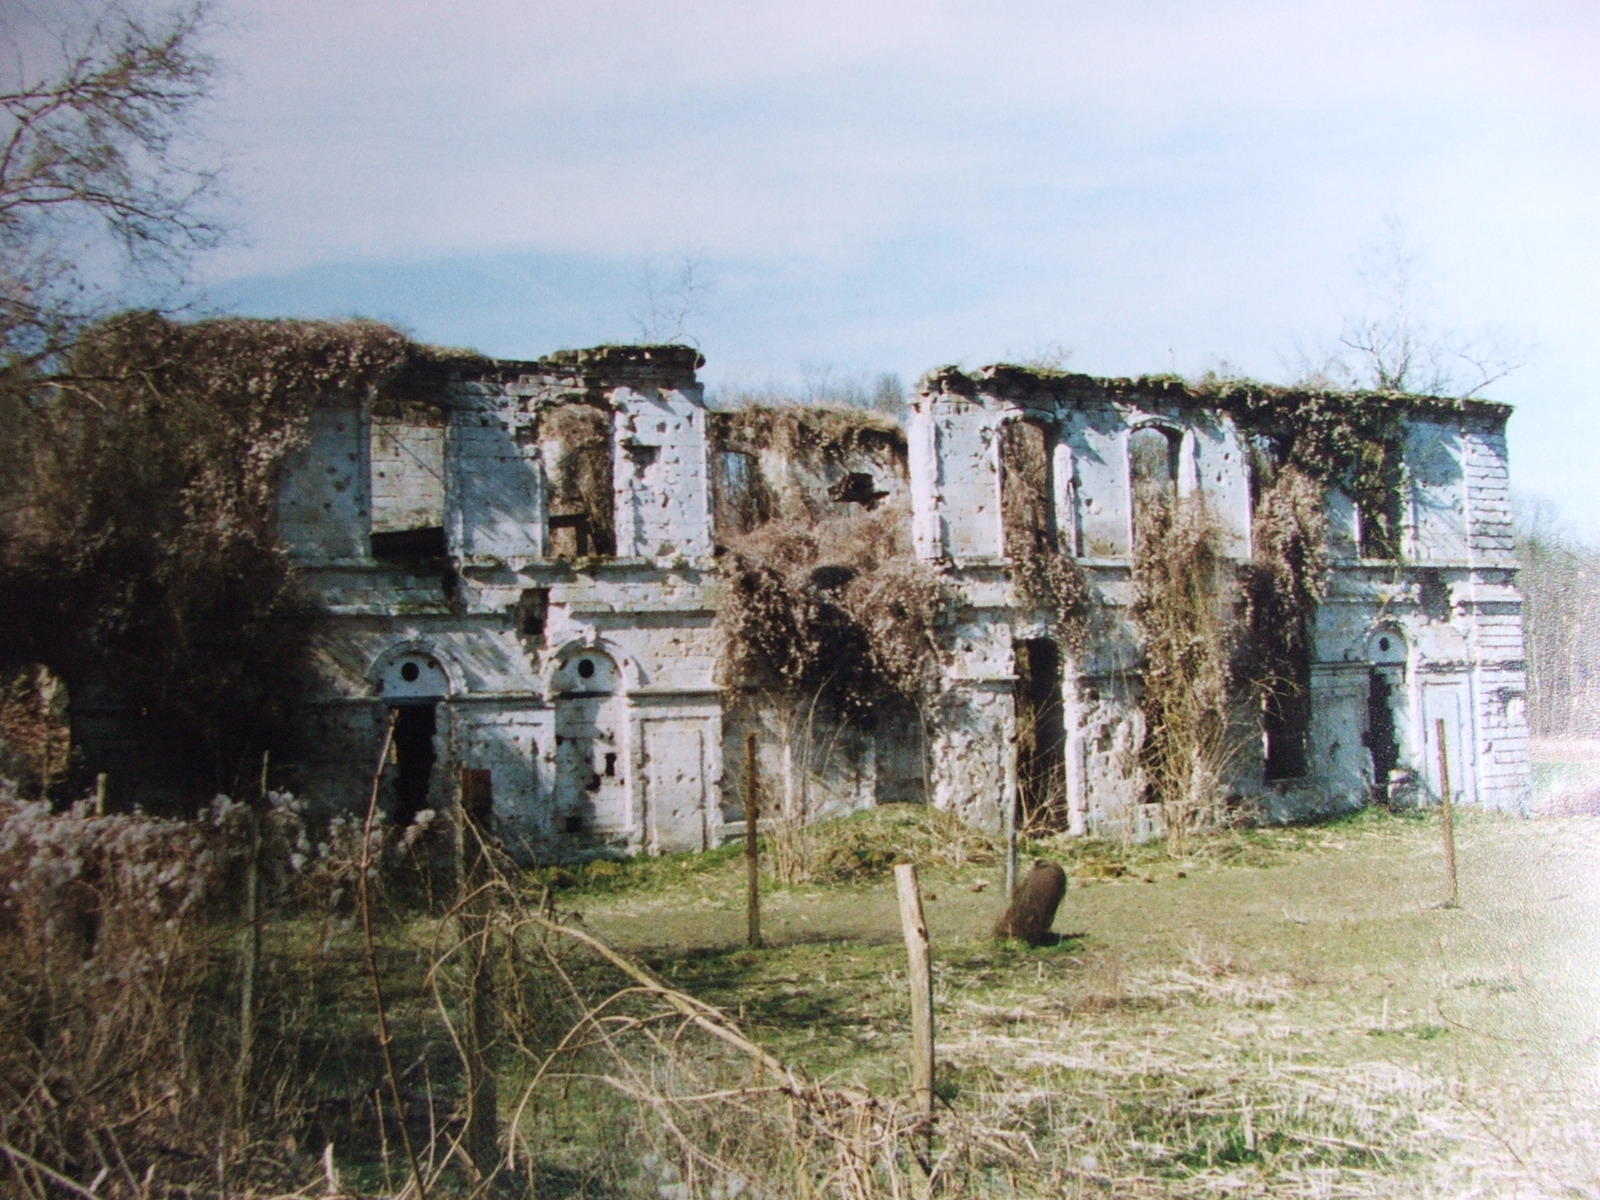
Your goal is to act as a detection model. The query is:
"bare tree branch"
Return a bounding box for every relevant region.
[0,2,222,367]
[1308,217,1528,398]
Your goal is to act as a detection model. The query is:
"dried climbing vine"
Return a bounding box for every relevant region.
[715,503,947,723]
[1000,417,1093,653]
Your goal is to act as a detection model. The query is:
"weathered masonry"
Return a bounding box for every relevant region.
[276,345,1529,855]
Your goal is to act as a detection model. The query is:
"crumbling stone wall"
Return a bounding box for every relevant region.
[272,340,1529,856]
[912,364,1531,833]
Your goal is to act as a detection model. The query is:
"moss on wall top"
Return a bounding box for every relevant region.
[709,404,905,466]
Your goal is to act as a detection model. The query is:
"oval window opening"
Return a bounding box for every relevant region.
[577,659,596,679]
[1378,637,1391,653]
[400,662,421,682]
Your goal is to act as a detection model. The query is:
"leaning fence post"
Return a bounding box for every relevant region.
[895,861,935,1157]
[1435,718,1459,908]
[745,733,762,949]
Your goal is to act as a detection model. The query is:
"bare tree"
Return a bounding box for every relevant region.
[1,1,221,367]
[632,253,710,345]
[1517,498,1600,739]
[1301,218,1526,398]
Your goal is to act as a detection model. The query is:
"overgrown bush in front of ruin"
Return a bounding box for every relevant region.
[715,498,949,879]
[716,502,947,723]
[0,313,461,798]
[0,778,450,1196]
[1130,494,1248,852]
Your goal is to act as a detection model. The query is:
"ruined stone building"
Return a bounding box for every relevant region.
[272,344,1529,855]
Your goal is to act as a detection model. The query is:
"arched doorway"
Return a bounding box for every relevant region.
[1366,628,1407,801]
[376,649,451,824]
[552,648,628,841]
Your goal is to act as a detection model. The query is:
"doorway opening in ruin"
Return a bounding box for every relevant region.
[1367,670,1401,797]
[874,695,927,805]
[391,703,437,824]
[1365,628,1407,802]
[1015,638,1066,829]
[553,649,627,839]
[1263,639,1311,781]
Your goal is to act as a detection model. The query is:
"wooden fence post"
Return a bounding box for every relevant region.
[1435,718,1459,908]
[895,862,935,1142]
[458,767,500,1180]
[236,750,268,1123]
[745,733,761,949]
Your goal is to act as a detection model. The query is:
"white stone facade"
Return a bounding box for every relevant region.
[276,347,1530,857]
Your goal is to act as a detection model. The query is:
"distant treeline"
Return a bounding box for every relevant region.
[1520,513,1600,739]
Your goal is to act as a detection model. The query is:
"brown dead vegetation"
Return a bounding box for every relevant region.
[0,314,453,798]
[1131,495,1247,852]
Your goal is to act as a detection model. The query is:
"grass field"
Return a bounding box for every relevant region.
[12,800,1595,1198]
[544,806,1600,1197]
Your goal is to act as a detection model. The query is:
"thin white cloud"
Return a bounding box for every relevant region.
[195,0,1600,527]
[205,0,1598,274]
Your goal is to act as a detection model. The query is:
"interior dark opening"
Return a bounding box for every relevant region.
[1367,668,1401,798]
[828,471,888,508]
[1014,638,1066,829]
[1263,635,1312,781]
[460,766,493,829]
[391,703,436,825]
[371,527,448,561]
[516,587,550,639]
[548,513,592,558]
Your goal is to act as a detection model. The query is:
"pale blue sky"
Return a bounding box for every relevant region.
[197,1,1600,534]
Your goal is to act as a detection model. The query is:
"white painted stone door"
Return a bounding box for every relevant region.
[554,694,629,839]
[1421,681,1471,806]
[644,720,707,853]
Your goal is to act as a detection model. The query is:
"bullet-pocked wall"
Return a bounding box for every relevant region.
[275,345,1530,858]
[910,365,1530,835]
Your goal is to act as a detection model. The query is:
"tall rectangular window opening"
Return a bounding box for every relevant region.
[1001,418,1057,557]
[1014,638,1066,830]
[712,449,772,536]
[539,403,616,558]
[1356,442,1404,560]
[370,410,447,559]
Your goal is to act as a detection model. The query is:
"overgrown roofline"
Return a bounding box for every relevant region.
[919,363,1514,421]
[441,344,706,391]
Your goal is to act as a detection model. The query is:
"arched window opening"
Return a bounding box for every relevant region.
[1129,425,1181,544]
